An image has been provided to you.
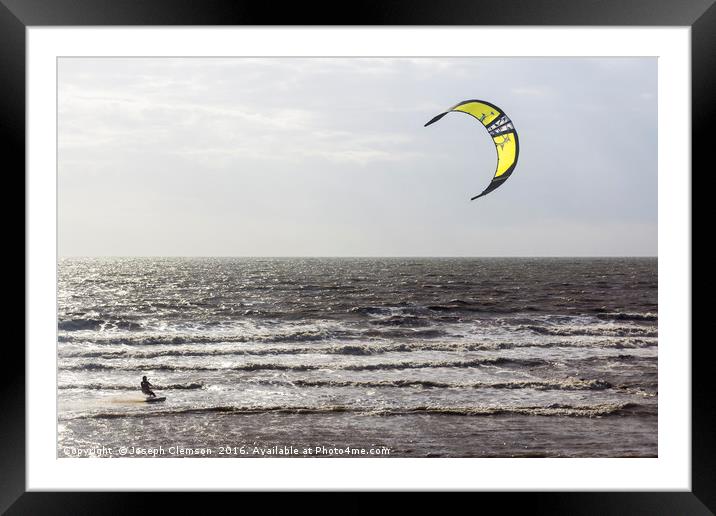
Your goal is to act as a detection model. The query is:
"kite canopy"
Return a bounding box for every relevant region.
[425,99,519,200]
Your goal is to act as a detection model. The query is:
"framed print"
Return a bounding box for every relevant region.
[6,0,711,510]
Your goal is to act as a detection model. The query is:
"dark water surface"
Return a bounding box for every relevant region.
[58,258,657,458]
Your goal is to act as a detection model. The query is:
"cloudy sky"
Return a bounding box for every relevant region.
[58,57,657,257]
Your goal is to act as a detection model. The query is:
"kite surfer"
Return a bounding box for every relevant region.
[140,376,156,398]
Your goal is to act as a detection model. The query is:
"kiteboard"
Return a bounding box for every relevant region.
[145,397,166,403]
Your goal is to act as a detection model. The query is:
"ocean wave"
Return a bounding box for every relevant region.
[58,382,204,391]
[368,315,432,327]
[58,357,548,373]
[58,318,104,331]
[338,357,547,371]
[57,378,626,391]
[426,300,503,313]
[349,301,505,317]
[259,378,613,390]
[57,337,657,361]
[583,354,657,364]
[349,306,391,316]
[58,328,357,345]
[362,328,445,339]
[62,402,636,420]
[520,324,657,338]
[58,345,379,359]
[596,312,658,322]
[58,318,143,332]
[76,324,445,344]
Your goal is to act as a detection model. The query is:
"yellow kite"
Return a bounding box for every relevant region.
[425,99,520,200]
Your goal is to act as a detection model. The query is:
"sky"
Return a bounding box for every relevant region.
[58,57,657,257]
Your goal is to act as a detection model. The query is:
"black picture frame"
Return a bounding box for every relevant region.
[6,0,710,511]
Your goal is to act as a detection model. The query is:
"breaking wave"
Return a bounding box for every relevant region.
[596,312,658,322]
[58,382,204,391]
[58,357,548,372]
[520,324,657,338]
[57,337,656,360]
[258,378,613,390]
[58,318,143,332]
[62,402,637,420]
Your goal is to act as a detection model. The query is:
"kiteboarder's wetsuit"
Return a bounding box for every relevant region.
[141,377,156,397]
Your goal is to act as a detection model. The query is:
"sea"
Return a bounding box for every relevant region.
[57,257,657,458]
